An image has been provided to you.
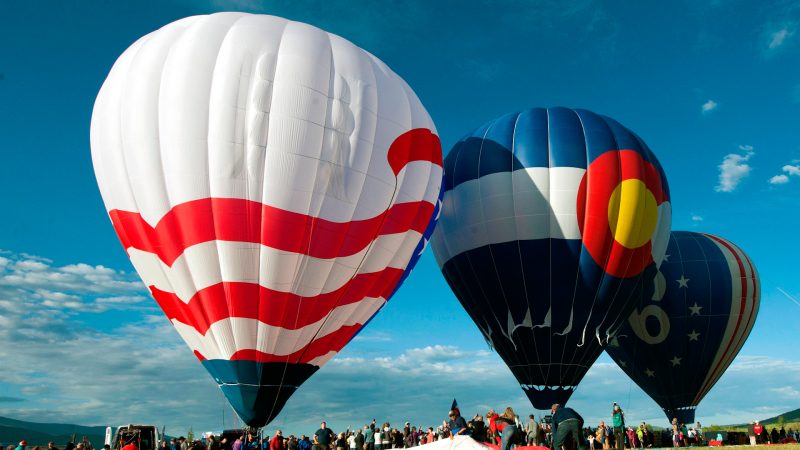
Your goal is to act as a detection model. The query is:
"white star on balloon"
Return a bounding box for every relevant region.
[645,368,655,377]
[663,254,670,262]
[670,356,682,366]
[689,303,702,316]
[619,360,628,368]
[687,330,700,341]
[677,275,690,288]
[435,199,442,221]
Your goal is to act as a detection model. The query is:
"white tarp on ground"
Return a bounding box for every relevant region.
[414,436,492,450]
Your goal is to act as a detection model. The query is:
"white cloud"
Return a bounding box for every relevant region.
[3,248,800,436]
[767,164,800,185]
[691,215,704,222]
[715,146,755,192]
[701,100,718,114]
[768,27,794,49]
[784,164,800,176]
[770,174,790,184]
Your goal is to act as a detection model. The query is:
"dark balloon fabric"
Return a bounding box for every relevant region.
[606,231,760,424]
[431,107,671,409]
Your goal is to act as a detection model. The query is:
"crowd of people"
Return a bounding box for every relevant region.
[748,420,800,445]
[5,405,799,450]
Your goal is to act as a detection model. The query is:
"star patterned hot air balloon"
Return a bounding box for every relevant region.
[606,231,760,424]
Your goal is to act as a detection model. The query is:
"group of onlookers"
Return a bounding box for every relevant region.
[748,421,799,445]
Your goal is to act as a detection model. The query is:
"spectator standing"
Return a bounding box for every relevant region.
[526,415,538,445]
[365,426,375,450]
[381,426,391,450]
[270,432,284,450]
[670,419,679,449]
[612,404,625,450]
[596,423,607,450]
[494,407,518,450]
[354,430,364,450]
[551,404,586,450]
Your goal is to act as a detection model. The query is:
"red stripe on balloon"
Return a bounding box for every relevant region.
[696,235,750,401]
[109,199,434,266]
[228,324,362,364]
[695,234,757,403]
[151,268,404,335]
[387,128,443,176]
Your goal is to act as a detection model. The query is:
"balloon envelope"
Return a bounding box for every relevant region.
[431,107,671,409]
[91,12,442,427]
[606,231,760,424]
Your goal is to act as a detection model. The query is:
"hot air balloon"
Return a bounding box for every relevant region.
[430,107,671,409]
[606,231,760,424]
[90,13,442,428]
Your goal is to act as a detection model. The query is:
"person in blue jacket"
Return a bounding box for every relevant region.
[551,404,585,450]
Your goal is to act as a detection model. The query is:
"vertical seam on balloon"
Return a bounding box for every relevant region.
[563,108,590,381]
[257,20,310,425]
[309,44,387,354]
[697,235,755,403]
[561,108,592,389]
[207,18,241,381]
[687,232,719,405]
[544,107,554,387]
[561,110,594,386]
[691,233,725,405]
[244,18,288,426]
[694,235,739,400]
[587,117,624,349]
[119,31,187,338]
[509,110,547,389]
[442,140,496,352]
[602,137,650,341]
[456,121,511,371]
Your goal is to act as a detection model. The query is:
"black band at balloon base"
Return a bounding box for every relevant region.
[522,385,576,410]
[663,406,696,425]
[203,360,320,428]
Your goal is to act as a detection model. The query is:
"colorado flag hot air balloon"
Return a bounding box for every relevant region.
[430,107,671,409]
[90,13,442,428]
[606,231,760,424]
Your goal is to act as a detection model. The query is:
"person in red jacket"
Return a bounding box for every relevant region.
[121,440,138,450]
[487,410,500,445]
[271,431,285,450]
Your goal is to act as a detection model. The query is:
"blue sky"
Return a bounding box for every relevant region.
[1,0,800,437]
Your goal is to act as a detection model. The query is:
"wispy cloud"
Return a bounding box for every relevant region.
[769,174,790,184]
[715,145,755,192]
[768,164,800,185]
[701,100,718,115]
[0,250,150,314]
[768,27,794,49]
[691,215,704,222]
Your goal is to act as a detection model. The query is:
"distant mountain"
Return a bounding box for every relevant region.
[760,407,800,425]
[729,407,800,428]
[0,416,107,446]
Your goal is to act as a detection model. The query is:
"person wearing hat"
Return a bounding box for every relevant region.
[16,441,27,450]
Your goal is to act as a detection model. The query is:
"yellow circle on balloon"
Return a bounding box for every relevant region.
[607,179,658,249]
